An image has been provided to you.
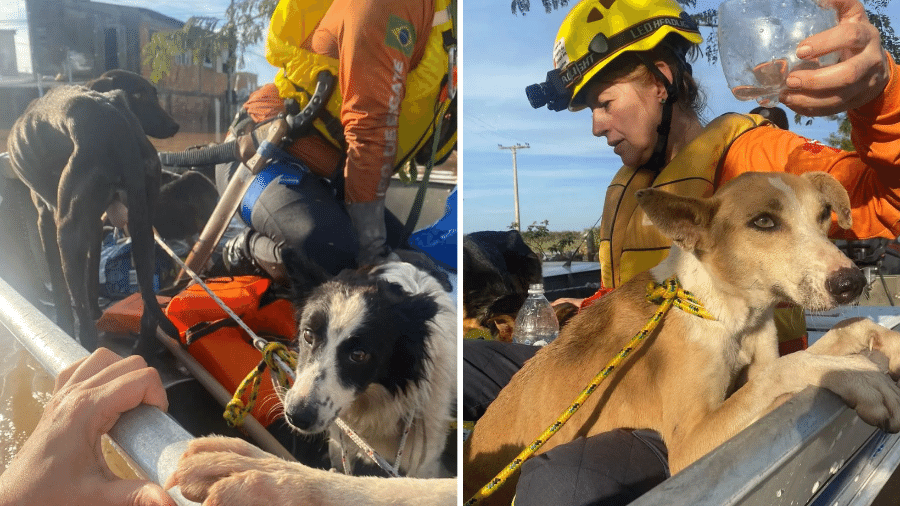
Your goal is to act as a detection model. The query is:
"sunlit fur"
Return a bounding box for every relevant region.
[464,172,900,505]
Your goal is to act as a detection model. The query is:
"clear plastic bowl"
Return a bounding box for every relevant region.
[718,0,840,105]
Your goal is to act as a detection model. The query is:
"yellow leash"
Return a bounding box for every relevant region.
[464,276,715,505]
[224,341,297,427]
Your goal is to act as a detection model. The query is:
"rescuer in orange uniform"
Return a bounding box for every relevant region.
[219,0,455,278]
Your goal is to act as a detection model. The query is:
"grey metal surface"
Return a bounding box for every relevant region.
[0,275,198,506]
[631,388,880,506]
[541,261,602,278]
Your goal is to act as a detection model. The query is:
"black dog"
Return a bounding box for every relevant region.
[154,170,219,242]
[6,69,180,351]
[462,230,542,340]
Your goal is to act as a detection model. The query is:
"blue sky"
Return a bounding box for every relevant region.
[460,1,899,233]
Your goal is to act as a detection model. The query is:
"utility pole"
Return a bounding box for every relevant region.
[499,143,529,231]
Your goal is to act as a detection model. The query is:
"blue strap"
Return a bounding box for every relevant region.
[239,158,310,227]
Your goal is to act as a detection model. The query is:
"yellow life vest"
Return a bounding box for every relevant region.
[598,113,770,288]
[265,0,456,170]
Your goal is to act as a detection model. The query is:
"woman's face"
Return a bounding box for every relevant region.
[584,74,664,168]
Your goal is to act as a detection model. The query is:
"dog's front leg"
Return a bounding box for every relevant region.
[669,350,900,473]
[169,436,457,506]
[34,197,74,335]
[56,166,109,350]
[88,219,103,320]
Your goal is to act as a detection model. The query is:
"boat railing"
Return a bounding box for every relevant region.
[0,275,199,506]
[632,306,900,506]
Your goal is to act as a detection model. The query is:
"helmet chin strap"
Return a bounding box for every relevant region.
[636,52,681,173]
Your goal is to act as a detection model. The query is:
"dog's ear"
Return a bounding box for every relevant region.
[636,188,716,251]
[385,288,439,392]
[802,171,852,230]
[86,75,115,92]
[282,247,330,303]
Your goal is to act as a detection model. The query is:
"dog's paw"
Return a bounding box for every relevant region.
[182,469,286,506]
[820,355,900,432]
[166,437,294,503]
[814,318,900,379]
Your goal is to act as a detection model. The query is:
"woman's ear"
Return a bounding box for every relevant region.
[654,61,674,99]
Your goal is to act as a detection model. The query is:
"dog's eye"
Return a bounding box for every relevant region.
[750,215,777,230]
[302,329,314,345]
[348,349,370,364]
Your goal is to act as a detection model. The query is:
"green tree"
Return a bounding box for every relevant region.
[142,0,278,82]
[825,114,856,151]
[515,220,552,258]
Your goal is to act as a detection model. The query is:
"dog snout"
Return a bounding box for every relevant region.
[147,116,179,139]
[284,403,321,433]
[826,267,866,305]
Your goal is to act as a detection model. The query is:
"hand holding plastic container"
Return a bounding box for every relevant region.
[718,0,840,106]
[512,284,560,346]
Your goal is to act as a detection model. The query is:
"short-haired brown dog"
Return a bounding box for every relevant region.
[464,171,900,505]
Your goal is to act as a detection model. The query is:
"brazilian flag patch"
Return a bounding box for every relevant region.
[385,14,416,58]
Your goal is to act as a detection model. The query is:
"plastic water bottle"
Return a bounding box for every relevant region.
[718,0,839,106]
[512,284,560,346]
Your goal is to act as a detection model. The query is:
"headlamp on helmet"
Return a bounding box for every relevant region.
[525,70,570,111]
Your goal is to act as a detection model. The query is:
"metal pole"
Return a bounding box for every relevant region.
[0,275,198,506]
[499,143,529,231]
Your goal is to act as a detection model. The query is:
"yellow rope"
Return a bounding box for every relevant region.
[464,276,715,505]
[224,341,298,427]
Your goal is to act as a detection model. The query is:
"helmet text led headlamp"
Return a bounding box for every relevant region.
[527,13,698,111]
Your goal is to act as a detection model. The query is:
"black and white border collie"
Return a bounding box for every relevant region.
[281,254,456,478]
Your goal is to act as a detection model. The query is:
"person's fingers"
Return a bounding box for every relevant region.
[818,0,868,26]
[780,20,888,114]
[55,348,122,392]
[88,366,168,437]
[77,354,151,392]
[100,479,177,506]
[794,21,869,63]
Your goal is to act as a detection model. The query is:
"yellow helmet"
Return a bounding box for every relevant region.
[527,0,702,111]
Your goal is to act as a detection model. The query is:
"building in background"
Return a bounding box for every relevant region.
[0,0,256,132]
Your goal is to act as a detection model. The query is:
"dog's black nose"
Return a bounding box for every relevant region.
[284,405,318,432]
[826,267,866,305]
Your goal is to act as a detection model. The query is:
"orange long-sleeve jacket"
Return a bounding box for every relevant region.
[719,56,900,240]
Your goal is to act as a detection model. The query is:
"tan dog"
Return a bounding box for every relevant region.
[463,171,900,505]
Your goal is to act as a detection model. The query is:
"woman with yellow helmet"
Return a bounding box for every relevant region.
[464,0,899,502]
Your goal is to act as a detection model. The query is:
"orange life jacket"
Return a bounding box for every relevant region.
[164,276,298,427]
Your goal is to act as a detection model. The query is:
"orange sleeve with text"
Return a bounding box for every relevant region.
[306,0,433,204]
